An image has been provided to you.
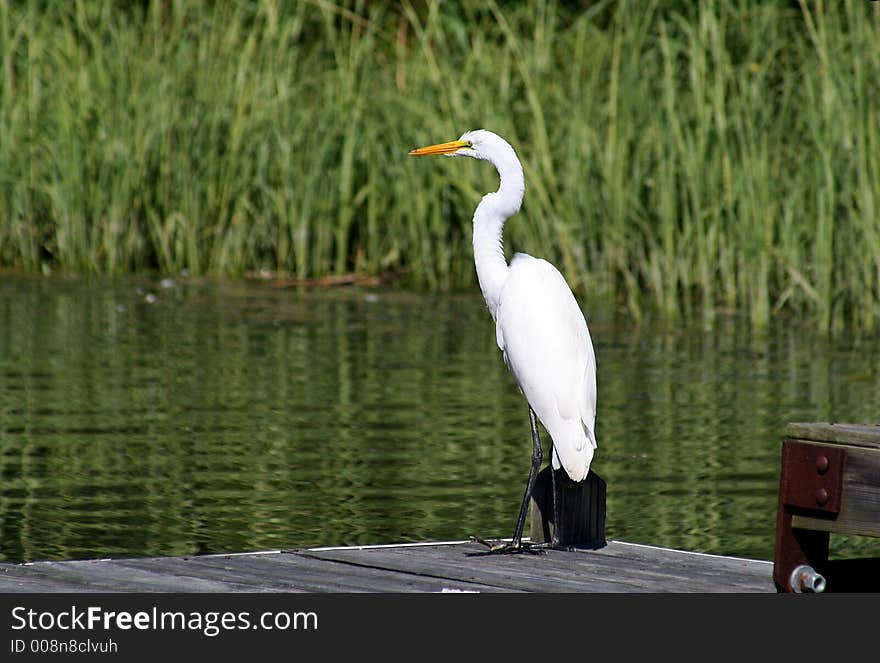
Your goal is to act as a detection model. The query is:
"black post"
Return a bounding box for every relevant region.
[530,466,606,548]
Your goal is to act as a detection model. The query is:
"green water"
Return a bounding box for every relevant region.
[1,275,878,563]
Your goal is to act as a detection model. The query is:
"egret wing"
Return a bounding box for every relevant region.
[496,254,597,480]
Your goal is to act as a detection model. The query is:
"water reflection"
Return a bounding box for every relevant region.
[0,276,878,563]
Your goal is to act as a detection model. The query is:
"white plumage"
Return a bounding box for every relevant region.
[409,129,598,550]
[498,253,597,481]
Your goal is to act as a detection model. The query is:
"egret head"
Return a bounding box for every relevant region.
[409,129,514,164]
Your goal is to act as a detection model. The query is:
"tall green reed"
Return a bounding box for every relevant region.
[0,0,878,333]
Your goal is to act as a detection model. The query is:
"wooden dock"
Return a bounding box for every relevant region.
[0,540,774,593]
[773,422,880,592]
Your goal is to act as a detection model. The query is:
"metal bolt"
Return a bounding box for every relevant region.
[790,565,826,593]
[816,455,829,474]
[816,488,828,506]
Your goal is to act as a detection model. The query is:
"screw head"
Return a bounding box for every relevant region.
[816,455,829,474]
[816,488,829,506]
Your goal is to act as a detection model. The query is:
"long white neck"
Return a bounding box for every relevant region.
[472,148,525,319]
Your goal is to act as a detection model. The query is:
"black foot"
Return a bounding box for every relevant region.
[467,536,547,556]
[547,534,577,552]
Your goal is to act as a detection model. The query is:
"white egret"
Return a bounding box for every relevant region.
[409,130,597,553]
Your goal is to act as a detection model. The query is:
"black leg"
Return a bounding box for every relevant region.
[550,452,561,546]
[470,406,545,555]
[510,406,543,545]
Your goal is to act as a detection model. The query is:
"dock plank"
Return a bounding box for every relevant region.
[0,540,774,593]
[303,545,646,593]
[0,558,267,593]
[115,553,509,593]
[303,540,773,593]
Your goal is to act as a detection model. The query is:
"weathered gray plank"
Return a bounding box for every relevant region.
[302,544,648,593]
[0,567,110,594]
[0,559,253,593]
[263,552,512,592]
[786,422,880,449]
[584,541,773,591]
[302,541,773,593]
[116,553,509,593]
[0,549,510,593]
[0,540,774,593]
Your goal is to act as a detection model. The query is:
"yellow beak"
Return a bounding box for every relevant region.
[408,139,470,156]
